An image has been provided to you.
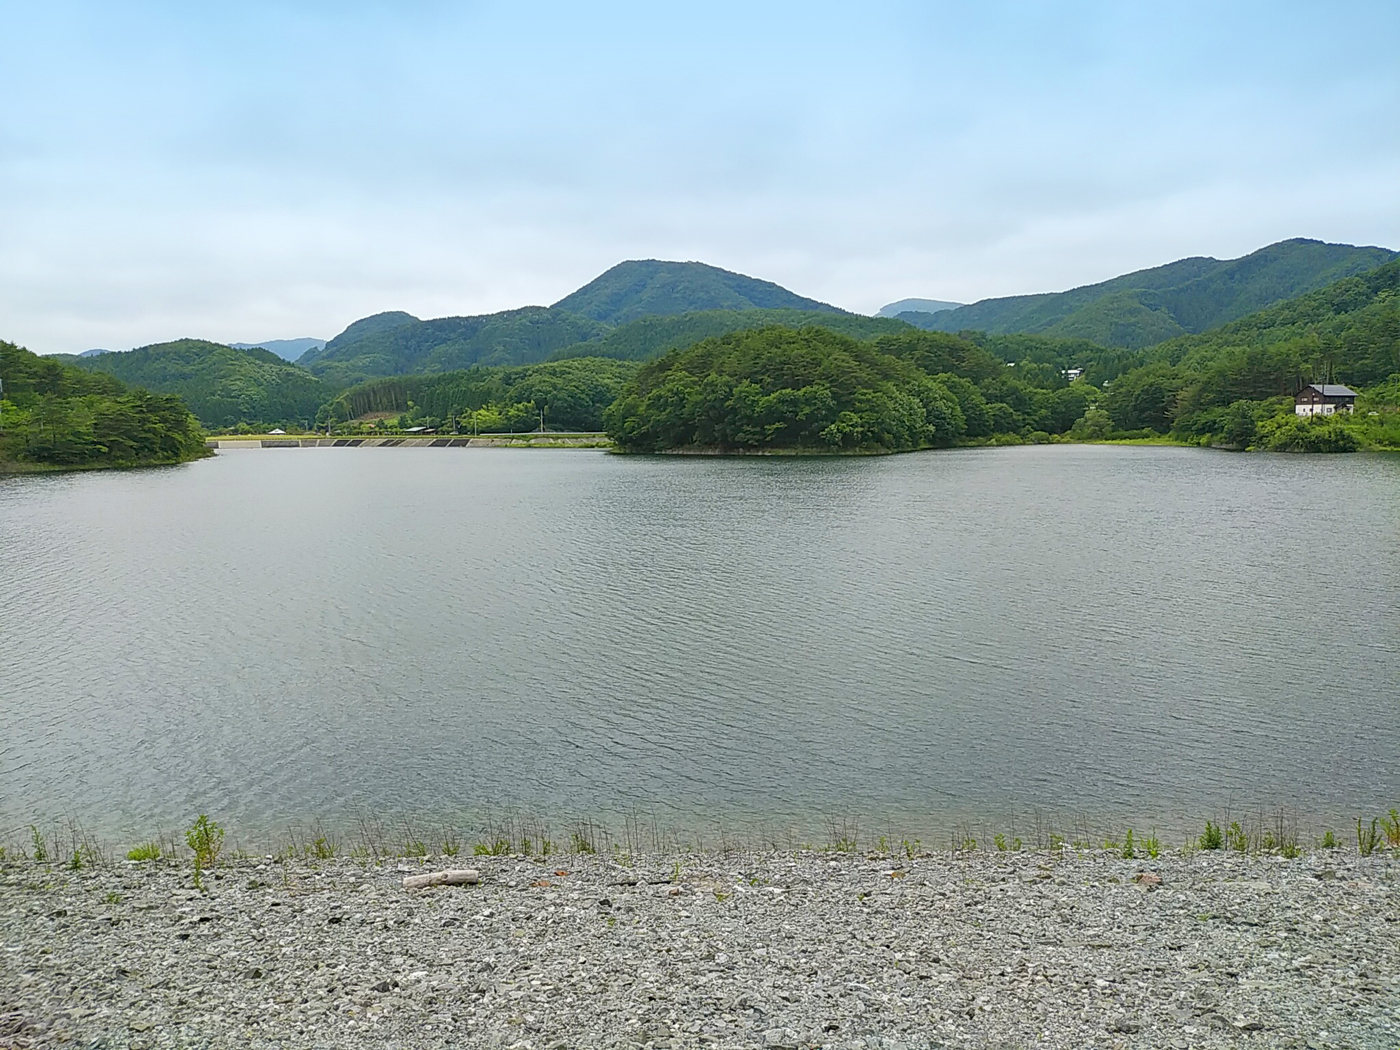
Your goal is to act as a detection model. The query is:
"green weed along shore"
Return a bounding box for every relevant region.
[8,808,1399,874]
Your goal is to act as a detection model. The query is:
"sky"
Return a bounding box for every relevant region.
[2,1,1398,353]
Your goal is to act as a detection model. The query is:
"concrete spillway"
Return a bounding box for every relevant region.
[205,435,609,449]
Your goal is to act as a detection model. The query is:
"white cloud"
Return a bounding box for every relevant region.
[1,1,1396,351]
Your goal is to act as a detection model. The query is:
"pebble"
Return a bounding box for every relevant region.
[1,848,1397,1048]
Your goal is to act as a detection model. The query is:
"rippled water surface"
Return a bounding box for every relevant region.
[2,446,1397,840]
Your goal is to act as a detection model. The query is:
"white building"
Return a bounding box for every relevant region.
[1294,384,1357,417]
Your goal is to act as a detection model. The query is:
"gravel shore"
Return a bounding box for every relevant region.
[3,847,1397,1049]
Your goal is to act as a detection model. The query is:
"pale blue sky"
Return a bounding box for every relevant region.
[3,1,1397,352]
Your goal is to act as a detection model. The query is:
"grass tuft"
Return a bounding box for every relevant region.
[1381,809,1400,849]
[1356,817,1381,857]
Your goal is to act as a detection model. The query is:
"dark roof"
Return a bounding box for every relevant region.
[1302,383,1357,398]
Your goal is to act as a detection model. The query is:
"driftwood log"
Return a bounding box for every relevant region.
[402,868,480,890]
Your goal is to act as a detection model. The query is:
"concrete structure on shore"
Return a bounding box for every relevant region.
[205,434,609,449]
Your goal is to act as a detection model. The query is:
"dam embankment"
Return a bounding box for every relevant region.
[205,434,609,449]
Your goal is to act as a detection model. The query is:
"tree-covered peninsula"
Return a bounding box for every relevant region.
[1,340,208,471]
[602,326,1097,453]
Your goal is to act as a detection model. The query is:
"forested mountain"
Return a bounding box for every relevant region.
[1101,257,1400,449]
[551,260,843,324]
[1,340,207,469]
[321,357,637,433]
[32,243,1390,451]
[299,310,420,365]
[549,309,915,362]
[299,263,855,386]
[71,340,328,430]
[910,239,1396,349]
[301,308,610,388]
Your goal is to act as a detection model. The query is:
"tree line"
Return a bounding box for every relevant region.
[318,357,639,433]
[602,327,1105,453]
[1,341,208,469]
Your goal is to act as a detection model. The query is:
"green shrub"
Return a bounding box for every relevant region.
[1255,414,1360,452]
[126,842,162,862]
[1199,820,1223,851]
[185,815,225,869]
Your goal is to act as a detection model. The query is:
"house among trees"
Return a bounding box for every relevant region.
[1294,383,1357,417]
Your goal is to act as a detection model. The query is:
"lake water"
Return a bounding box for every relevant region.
[2,446,1397,845]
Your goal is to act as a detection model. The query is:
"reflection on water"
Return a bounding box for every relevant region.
[1,445,1397,839]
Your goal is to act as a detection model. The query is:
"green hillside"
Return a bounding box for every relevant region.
[605,326,1105,454]
[301,261,855,385]
[298,310,419,365]
[550,309,916,362]
[303,308,609,388]
[551,260,843,324]
[322,357,638,433]
[912,239,1396,349]
[1101,257,1400,449]
[1,340,207,470]
[72,339,329,430]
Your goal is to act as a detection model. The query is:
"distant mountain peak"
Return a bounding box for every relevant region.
[228,337,326,362]
[551,259,844,324]
[877,298,963,319]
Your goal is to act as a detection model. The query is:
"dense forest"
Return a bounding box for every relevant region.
[320,357,638,433]
[910,239,1395,349]
[602,327,1105,453]
[548,309,915,363]
[1101,257,1400,450]
[68,339,328,430]
[0,340,208,469]
[301,308,611,389]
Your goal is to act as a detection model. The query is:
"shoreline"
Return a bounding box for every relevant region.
[3,846,1396,1049]
[8,436,1395,471]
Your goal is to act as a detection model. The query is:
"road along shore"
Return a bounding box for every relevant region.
[3,848,1396,1049]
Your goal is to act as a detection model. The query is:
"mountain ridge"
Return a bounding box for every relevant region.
[299,261,849,385]
[70,339,328,429]
[908,238,1396,348]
